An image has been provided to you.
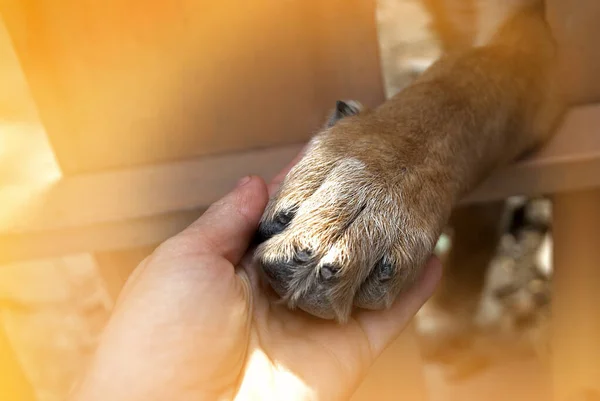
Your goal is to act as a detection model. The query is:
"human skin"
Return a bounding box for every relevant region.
[69,154,441,401]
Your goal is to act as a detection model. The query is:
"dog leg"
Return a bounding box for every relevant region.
[255,1,565,321]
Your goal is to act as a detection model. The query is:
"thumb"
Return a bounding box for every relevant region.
[117,175,268,302]
[167,175,269,265]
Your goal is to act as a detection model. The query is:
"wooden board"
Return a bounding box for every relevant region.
[1,0,384,174]
[1,104,599,264]
[0,144,302,263]
[462,104,600,203]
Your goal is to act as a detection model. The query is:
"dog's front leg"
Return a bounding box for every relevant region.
[254,2,565,322]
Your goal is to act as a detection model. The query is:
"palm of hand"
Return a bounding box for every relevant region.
[234,255,375,401]
[225,251,436,401]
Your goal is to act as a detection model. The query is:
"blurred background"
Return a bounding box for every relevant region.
[0,0,587,400]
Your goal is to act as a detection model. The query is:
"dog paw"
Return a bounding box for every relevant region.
[254,101,453,322]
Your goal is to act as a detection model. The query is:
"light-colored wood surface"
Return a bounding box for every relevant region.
[1,104,599,264]
[1,0,384,174]
[463,104,600,203]
[0,144,301,263]
[551,188,600,401]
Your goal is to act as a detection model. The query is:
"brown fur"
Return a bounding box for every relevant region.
[254,0,566,322]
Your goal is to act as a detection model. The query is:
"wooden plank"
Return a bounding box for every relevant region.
[1,0,384,174]
[1,210,200,265]
[462,104,600,203]
[0,144,302,234]
[0,144,302,264]
[1,104,599,264]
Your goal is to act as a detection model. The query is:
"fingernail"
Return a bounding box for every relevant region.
[237,175,252,187]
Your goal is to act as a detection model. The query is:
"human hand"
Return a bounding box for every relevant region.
[70,157,441,401]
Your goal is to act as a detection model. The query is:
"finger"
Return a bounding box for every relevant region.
[355,256,442,356]
[268,145,308,196]
[163,175,269,265]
